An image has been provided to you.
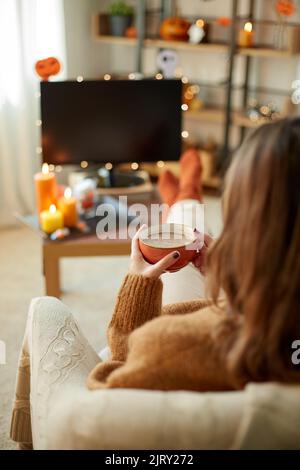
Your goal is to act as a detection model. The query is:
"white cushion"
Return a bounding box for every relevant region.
[46,383,300,450]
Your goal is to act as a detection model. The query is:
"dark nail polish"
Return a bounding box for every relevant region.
[173,252,180,259]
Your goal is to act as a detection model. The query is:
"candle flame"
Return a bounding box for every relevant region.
[42,163,49,175]
[244,22,253,33]
[49,204,56,214]
[64,187,72,199]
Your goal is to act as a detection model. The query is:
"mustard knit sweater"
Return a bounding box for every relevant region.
[87,274,234,392]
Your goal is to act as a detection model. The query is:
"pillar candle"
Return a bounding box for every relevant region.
[40,204,64,234]
[238,22,254,47]
[58,187,78,227]
[34,163,57,213]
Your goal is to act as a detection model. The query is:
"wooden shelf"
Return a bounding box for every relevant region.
[185,108,225,124]
[94,35,137,46]
[232,113,274,128]
[94,35,228,53]
[185,108,283,128]
[145,38,228,53]
[94,35,298,57]
[238,47,295,58]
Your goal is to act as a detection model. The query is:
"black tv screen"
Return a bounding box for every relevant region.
[40,80,182,165]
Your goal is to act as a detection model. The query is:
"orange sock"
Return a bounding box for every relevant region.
[175,148,203,202]
[158,170,179,206]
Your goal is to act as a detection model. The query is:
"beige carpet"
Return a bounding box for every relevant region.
[0,196,221,450]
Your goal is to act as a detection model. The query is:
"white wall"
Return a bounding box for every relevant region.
[63,0,111,78]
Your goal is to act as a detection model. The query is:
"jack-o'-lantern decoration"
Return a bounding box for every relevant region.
[35,57,61,81]
[276,0,295,16]
[160,17,190,42]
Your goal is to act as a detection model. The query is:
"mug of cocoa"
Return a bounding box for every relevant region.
[138,224,200,272]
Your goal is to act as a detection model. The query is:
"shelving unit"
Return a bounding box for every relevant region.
[92,0,300,185]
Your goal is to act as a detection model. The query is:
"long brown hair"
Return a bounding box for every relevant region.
[207,117,300,387]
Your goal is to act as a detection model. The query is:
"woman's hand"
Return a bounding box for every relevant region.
[128,225,180,279]
[192,232,214,275]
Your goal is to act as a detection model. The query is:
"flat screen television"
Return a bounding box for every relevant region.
[40,79,182,166]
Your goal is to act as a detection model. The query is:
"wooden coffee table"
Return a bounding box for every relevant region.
[42,192,162,298]
[43,232,131,298]
[18,191,167,298]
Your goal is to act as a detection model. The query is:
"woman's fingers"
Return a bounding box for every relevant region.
[204,233,214,247]
[193,250,206,274]
[131,224,147,259]
[150,251,180,277]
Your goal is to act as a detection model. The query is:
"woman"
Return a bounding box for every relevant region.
[11,117,300,448]
[87,117,300,391]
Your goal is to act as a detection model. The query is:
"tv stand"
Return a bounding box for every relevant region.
[97,167,146,189]
[68,165,153,196]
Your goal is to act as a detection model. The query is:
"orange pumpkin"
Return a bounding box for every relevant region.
[217,16,232,27]
[35,57,61,81]
[160,17,190,41]
[125,26,137,38]
[276,0,295,16]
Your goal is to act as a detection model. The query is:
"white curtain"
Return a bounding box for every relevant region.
[0,0,66,227]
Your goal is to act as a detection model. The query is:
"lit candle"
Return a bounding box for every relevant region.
[40,204,64,234]
[58,187,78,227]
[34,163,57,214]
[238,22,254,47]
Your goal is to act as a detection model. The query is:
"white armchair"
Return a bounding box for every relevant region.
[10,297,300,450]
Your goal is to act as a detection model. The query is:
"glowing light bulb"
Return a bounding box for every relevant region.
[244,22,253,33]
[181,130,189,139]
[128,73,136,80]
[157,160,165,168]
[104,74,111,81]
[155,73,163,80]
[185,91,194,100]
[131,162,139,170]
[105,162,113,170]
[191,85,200,94]
[48,164,55,172]
[181,104,188,111]
[36,119,42,126]
[49,204,56,214]
[80,161,88,169]
[77,76,84,82]
[181,76,189,84]
[42,163,49,175]
[196,19,205,28]
[174,67,183,78]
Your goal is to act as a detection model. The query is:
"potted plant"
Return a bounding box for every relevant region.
[108,1,134,37]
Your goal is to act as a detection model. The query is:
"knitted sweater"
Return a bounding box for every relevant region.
[87,274,235,392]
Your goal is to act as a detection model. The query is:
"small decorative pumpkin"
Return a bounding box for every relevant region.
[160,17,190,42]
[125,26,137,38]
[35,57,61,81]
[217,16,232,27]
